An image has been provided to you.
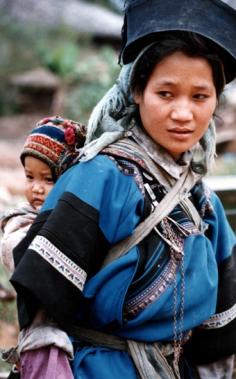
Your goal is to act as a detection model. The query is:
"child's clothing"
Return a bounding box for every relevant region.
[18,318,74,379]
[0,202,37,273]
[0,204,75,378]
[21,346,73,379]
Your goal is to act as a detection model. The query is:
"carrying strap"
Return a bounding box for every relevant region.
[70,325,127,351]
[69,325,180,379]
[127,340,180,379]
[104,137,173,188]
[102,139,201,268]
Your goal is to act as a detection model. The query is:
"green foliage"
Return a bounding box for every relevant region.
[64,46,120,122]
[86,0,116,11]
[0,17,38,115]
[38,42,79,79]
[0,359,12,375]
[0,263,17,324]
[64,83,106,122]
[36,24,85,80]
[0,298,17,325]
[0,15,120,120]
[0,17,46,75]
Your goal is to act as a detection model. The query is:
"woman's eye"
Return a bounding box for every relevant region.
[193,94,209,100]
[158,91,173,98]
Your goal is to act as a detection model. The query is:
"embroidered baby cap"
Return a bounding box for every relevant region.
[20,116,86,180]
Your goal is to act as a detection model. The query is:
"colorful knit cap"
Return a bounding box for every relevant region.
[21,116,86,180]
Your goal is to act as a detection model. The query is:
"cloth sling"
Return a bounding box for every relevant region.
[102,138,201,268]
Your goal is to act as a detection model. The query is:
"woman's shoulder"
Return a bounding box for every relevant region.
[67,153,145,190]
[48,153,145,208]
[68,154,123,175]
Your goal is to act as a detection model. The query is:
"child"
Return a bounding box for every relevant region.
[0,115,86,273]
[0,116,86,378]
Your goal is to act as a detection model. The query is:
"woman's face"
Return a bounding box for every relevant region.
[134,51,217,160]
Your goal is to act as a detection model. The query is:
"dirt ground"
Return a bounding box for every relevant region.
[0,268,18,351]
[0,320,18,348]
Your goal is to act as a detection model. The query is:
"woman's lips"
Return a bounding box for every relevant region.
[168,128,194,140]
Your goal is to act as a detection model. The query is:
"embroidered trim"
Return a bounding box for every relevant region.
[200,303,236,329]
[125,175,199,317]
[102,145,148,172]
[125,259,178,316]
[107,156,145,195]
[29,235,87,291]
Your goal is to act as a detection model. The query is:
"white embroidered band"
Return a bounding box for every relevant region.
[200,303,236,329]
[29,235,87,291]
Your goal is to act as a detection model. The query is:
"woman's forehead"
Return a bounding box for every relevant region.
[148,52,215,87]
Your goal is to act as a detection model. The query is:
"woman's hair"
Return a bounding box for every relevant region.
[131,31,226,98]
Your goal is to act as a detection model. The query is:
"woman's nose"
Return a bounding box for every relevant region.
[170,103,193,122]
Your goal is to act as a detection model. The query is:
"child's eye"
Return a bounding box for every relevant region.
[45,177,54,183]
[25,174,33,180]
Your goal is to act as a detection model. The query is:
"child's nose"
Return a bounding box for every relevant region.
[32,181,44,193]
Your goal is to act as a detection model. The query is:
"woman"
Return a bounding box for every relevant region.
[9,0,236,378]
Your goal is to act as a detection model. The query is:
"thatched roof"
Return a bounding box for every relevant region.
[10,68,61,89]
[0,0,123,39]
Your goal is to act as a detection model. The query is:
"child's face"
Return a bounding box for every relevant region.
[24,156,55,210]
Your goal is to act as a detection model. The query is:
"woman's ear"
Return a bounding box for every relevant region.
[133,90,141,105]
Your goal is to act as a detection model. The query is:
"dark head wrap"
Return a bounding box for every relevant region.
[120,0,236,83]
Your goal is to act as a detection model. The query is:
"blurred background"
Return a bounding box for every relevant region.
[0,0,235,376]
[0,0,124,211]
